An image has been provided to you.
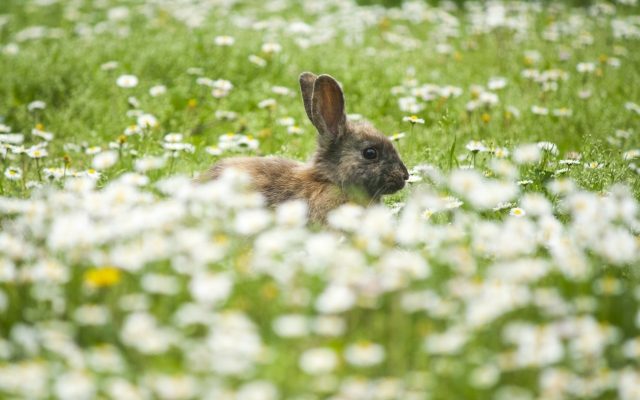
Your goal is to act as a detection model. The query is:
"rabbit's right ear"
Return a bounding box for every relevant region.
[299,72,317,122]
[310,74,347,142]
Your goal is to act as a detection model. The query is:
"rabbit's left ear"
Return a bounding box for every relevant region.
[311,74,347,141]
[299,72,317,122]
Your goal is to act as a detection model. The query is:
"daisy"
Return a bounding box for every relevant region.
[487,77,507,90]
[552,108,572,117]
[135,156,166,172]
[4,166,22,180]
[493,202,515,211]
[261,42,282,54]
[299,348,338,375]
[136,113,158,129]
[625,102,640,114]
[398,96,424,113]
[277,117,295,126]
[26,147,47,158]
[205,146,222,156]
[92,151,118,170]
[258,98,277,109]
[493,147,510,158]
[42,167,65,180]
[149,85,167,97]
[214,35,235,46]
[215,110,237,120]
[388,132,406,141]
[164,133,183,143]
[577,62,596,73]
[84,168,101,179]
[212,79,233,91]
[0,133,24,144]
[537,141,559,155]
[248,54,267,67]
[344,341,386,367]
[27,100,46,112]
[186,67,203,75]
[466,140,487,153]
[100,61,119,70]
[622,149,640,160]
[271,86,292,96]
[124,125,143,136]
[32,127,54,141]
[584,161,604,169]
[212,88,229,98]
[510,207,526,217]
[531,105,549,115]
[578,89,592,99]
[402,115,425,124]
[116,74,139,88]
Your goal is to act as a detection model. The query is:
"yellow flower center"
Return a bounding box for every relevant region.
[84,266,122,288]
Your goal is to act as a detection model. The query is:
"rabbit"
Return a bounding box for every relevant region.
[199,72,409,223]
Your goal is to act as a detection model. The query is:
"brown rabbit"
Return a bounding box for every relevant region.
[199,72,409,223]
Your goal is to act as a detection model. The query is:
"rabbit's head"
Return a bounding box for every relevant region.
[300,72,409,200]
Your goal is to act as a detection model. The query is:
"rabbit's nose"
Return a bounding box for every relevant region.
[401,164,409,180]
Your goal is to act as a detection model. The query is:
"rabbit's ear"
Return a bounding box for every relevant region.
[311,75,346,141]
[299,72,317,122]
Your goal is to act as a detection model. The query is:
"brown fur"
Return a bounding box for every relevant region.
[199,73,409,223]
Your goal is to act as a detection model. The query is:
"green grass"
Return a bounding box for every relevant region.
[1,1,638,196]
[1,1,640,399]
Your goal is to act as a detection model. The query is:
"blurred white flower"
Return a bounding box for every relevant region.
[92,150,118,170]
[424,327,468,355]
[27,100,46,112]
[275,200,308,227]
[120,313,174,354]
[136,113,158,129]
[344,342,386,367]
[315,285,356,314]
[237,381,279,400]
[149,85,167,97]
[54,371,95,400]
[327,204,364,231]
[272,314,309,338]
[299,347,338,375]
[189,272,233,306]
[134,156,166,172]
[116,74,139,88]
[488,76,507,90]
[214,35,235,46]
[261,42,282,54]
[235,209,271,235]
[513,143,542,164]
[4,166,22,180]
[74,305,109,326]
[249,54,267,67]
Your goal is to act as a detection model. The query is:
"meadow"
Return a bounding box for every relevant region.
[1,0,640,399]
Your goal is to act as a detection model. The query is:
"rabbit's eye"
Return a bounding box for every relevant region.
[362,147,378,160]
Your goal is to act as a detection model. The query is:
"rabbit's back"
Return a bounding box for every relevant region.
[203,157,347,221]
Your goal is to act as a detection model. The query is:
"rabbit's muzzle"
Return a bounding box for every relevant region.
[381,163,409,194]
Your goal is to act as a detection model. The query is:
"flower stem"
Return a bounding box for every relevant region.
[35,158,42,182]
